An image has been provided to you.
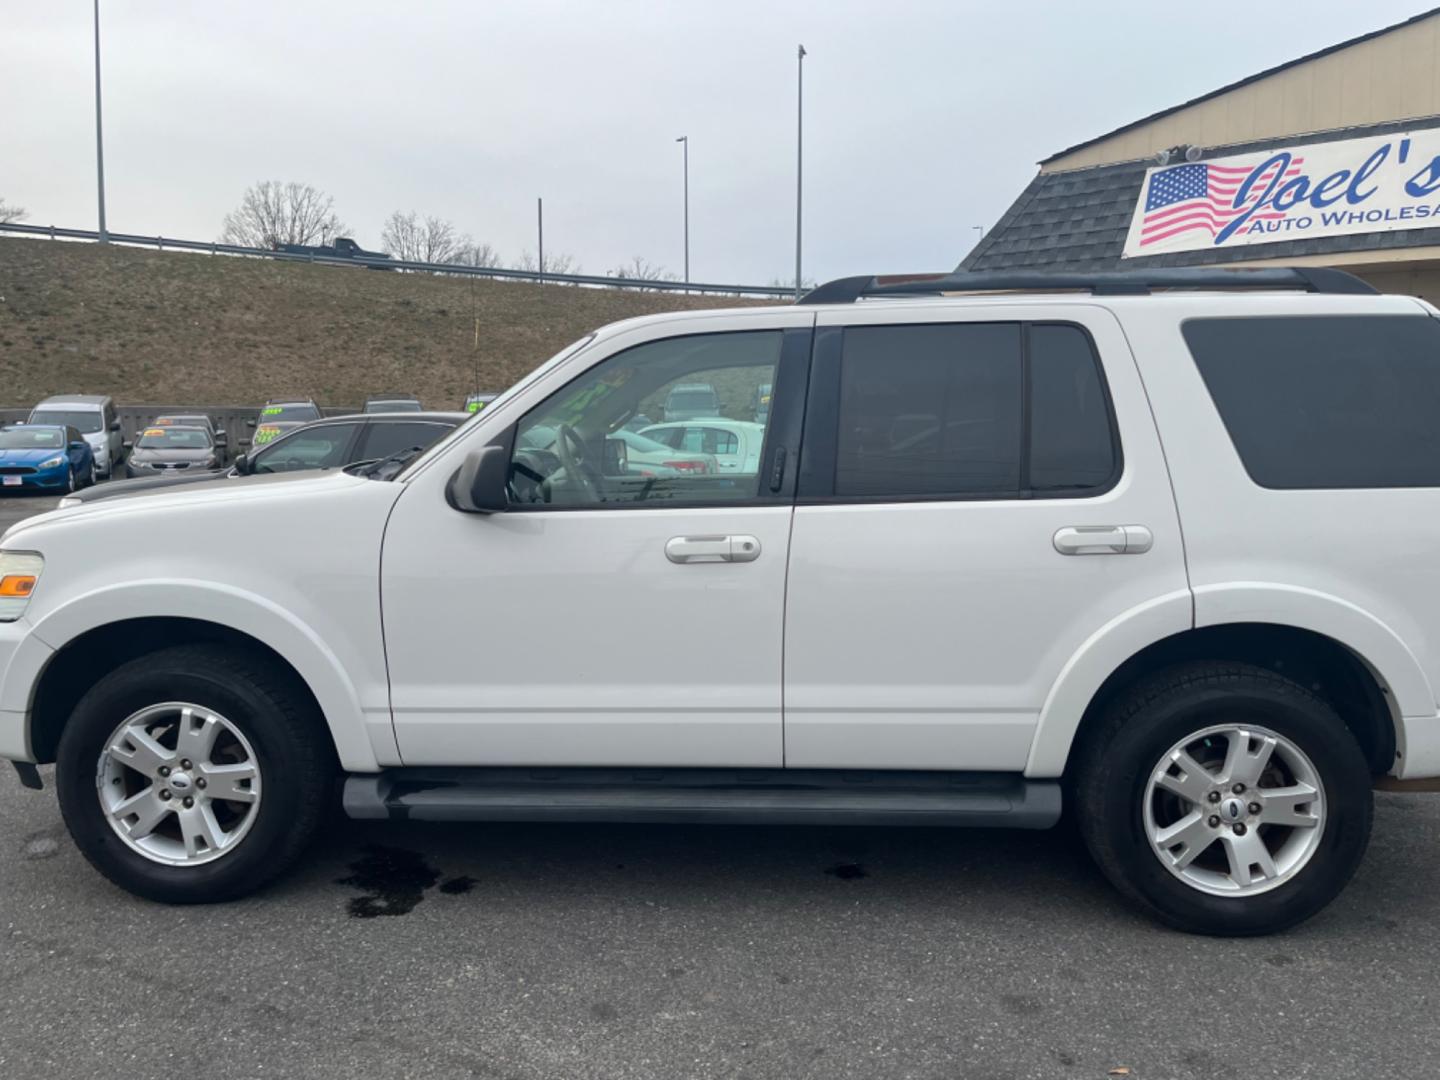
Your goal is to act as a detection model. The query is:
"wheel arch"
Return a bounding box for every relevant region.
[1032,620,1411,780]
[19,595,380,771]
[1028,583,1433,778]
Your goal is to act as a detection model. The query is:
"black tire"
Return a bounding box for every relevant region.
[56,643,335,903]
[1073,661,1372,936]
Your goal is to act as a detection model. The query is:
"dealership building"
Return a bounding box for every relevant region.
[965,8,1440,301]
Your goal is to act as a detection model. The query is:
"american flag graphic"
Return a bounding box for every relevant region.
[1138,158,1304,247]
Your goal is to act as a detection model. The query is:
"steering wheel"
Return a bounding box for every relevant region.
[553,423,601,501]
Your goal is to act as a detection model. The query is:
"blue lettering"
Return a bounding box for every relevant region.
[1215,152,1291,244]
[1346,146,1389,204]
[1271,176,1311,212]
[1405,153,1440,197]
[1310,170,1350,207]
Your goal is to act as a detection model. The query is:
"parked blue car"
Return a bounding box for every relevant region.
[0,424,97,492]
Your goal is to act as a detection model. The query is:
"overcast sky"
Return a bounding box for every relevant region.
[3,1,1431,284]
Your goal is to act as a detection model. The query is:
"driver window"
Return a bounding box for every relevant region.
[510,331,781,507]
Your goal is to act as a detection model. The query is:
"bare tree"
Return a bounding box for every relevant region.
[448,240,503,269]
[380,210,465,267]
[609,256,678,290]
[516,250,580,280]
[220,181,346,249]
[0,198,26,225]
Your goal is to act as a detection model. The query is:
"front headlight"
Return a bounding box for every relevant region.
[37,456,64,470]
[0,552,43,622]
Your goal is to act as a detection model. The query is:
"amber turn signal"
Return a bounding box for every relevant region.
[0,575,37,597]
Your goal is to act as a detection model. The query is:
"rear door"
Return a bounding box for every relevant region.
[783,304,1188,770]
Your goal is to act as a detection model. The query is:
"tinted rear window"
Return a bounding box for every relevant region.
[1184,315,1440,489]
[831,322,1118,499]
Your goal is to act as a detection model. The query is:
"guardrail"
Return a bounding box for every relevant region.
[0,222,795,299]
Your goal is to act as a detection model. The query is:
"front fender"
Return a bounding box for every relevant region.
[16,580,386,772]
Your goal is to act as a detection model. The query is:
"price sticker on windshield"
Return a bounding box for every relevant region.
[253,424,282,446]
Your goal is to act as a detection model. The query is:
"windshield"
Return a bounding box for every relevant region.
[137,427,212,449]
[667,390,717,410]
[0,428,63,449]
[365,400,421,413]
[260,403,319,423]
[30,410,101,434]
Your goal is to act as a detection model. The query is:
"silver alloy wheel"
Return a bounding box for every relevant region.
[1143,723,1325,897]
[96,702,263,867]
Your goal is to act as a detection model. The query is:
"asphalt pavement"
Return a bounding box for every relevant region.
[1,491,1439,1080]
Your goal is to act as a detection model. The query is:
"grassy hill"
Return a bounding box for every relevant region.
[0,237,771,409]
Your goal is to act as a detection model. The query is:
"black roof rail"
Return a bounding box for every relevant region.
[798,267,1378,305]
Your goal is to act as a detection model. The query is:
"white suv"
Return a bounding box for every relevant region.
[0,267,1432,935]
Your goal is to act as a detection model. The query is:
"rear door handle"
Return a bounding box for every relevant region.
[1053,525,1153,555]
[665,535,762,564]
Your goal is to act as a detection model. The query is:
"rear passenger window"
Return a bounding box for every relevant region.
[837,324,1022,496]
[1184,315,1440,489]
[832,322,1117,499]
[1029,325,1117,491]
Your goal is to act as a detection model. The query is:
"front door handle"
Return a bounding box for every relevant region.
[1053,525,1152,555]
[665,535,762,564]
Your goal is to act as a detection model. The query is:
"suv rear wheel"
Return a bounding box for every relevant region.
[1074,661,1373,935]
[56,643,334,903]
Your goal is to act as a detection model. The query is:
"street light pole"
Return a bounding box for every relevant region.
[676,136,689,287]
[93,0,108,243]
[794,44,806,300]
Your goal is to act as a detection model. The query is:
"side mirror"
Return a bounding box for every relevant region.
[109,420,121,432]
[446,445,509,514]
[239,438,252,448]
[246,418,257,429]
[215,431,228,444]
[233,453,249,475]
[70,441,87,451]
[121,440,133,452]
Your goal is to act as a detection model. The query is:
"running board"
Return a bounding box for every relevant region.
[343,768,1061,829]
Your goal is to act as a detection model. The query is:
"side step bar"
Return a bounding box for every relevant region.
[343,768,1062,829]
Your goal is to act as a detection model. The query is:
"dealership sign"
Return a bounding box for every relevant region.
[1121,129,1440,258]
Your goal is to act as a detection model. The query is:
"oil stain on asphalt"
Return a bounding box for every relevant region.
[336,845,442,918]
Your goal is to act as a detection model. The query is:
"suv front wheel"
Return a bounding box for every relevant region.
[56,643,334,903]
[1074,661,1373,935]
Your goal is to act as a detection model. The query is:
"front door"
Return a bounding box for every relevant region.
[380,317,813,767]
[783,306,1188,771]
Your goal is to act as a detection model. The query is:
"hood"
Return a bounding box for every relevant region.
[57,464,329,506]
[6,468,373,541]
[0,446,69,464]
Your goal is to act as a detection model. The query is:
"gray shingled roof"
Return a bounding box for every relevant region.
[962,115,1440,273]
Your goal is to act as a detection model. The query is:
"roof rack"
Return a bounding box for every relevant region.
[797,267,1378,305]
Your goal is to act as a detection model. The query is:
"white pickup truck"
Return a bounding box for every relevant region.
[2,266,1434,935]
